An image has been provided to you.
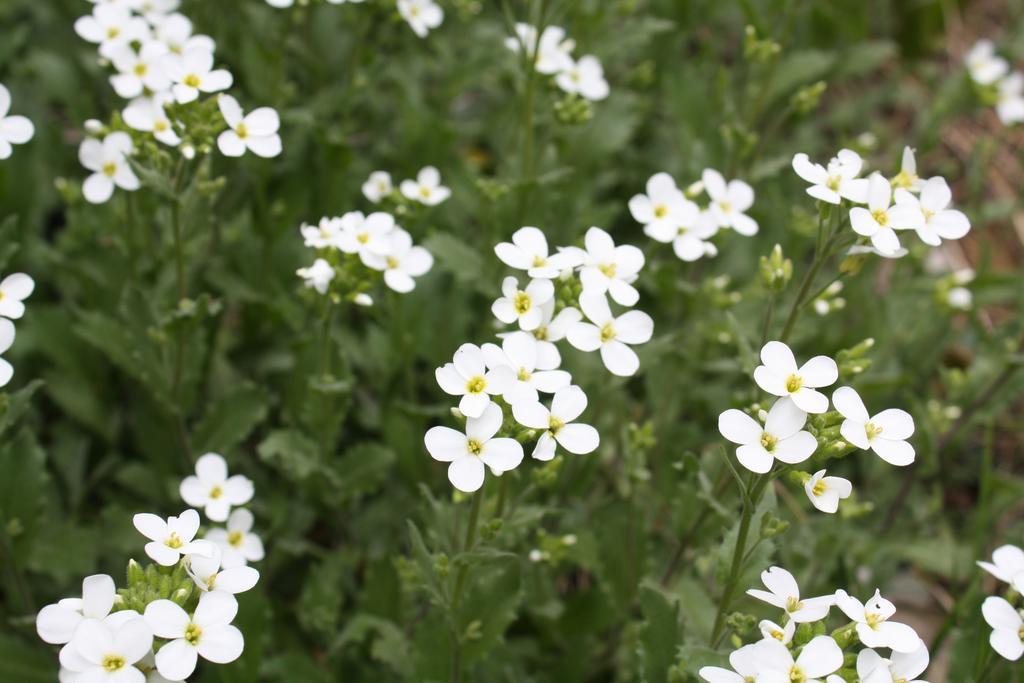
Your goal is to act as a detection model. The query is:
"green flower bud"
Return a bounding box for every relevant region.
[554,93,593,125]
[792,81,827,115]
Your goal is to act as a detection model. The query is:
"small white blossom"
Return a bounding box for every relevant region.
[400,166,450,205]
[759,618,796,645]
[361,227,434,293]
[894,177,970,247]
[494,226,580,279]
[79,131,140,204]
[746,566,835,623]
[74,5,150,59]
[300,217,343,250]
[791,149,869,204]
[512,385,599,460]
[336,211,395,258]
[516,299,581,366]
[481,331,570,405]
[0,84,35,159]
[133,508,213,566]
[425,402,524,493]
[849,173,924,255]
[36,574,117,645]
[978,545,1024,587]
[122,92,181,147]
[892,146,925,192]
[186,544,260,594]
[567,290,653,377]
[703,168,758,235]
[803,469,852,514]
[179,452,254,523]
[435,342,515,418]
[0,272,34,320]
[835,589,923,652]
[832,386,915,466]
[492,276,556,331]
[748,636,843,683]
[398,0,444,38]
[698,642,766,683]
[718,398,817,474]
[556,55,609,101]
[996,73,1024,125]
[205,508,265,568]
[161,47,233,103]
[145,591,244,680]
[569,226,645,306]
[857,644,930,683]
[62,615,153,683]
[362,170,393,203]
[505,23,575,74]
[946,286,972,310]
[0,319,15,388]
[983,596,1024,661]
[966,40,1009,85]
[153,12,215,54]
[109,42,171,98]
[629,173,694,240]
[297,258,335,294]
[217,95,282,158]
[753,341,838,414]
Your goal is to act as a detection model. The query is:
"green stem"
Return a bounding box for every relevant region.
[318,302,335,456]
[779,208,842,343]
[514,0,548,226]
[450,490,484,683]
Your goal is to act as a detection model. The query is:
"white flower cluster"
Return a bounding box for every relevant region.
[0,272,35,389]
[425,225,653,492]
[979,544,1024,661]
[36,453,263,682]
[296,167,446,300]
[629,169,758,262]
[793,147,970,257]
[719,341,915,514]
[265,0,443,39]
[0,83,34,160]
[505,23,609,101]
[74,0,282,203]
[701,566,932,683]
[965,40,1024,126]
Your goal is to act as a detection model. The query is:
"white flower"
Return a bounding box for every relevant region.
[791,149,869,204]
[966,40,1009,85]
[571,226,645,306]
[362,170,393,203]
[36,574,116,645]
[74,5,150,59]
[849,173,924,255]
[361,227,434,292]
[0,272,34,319]
[217,94,282,158]
[629,173,693,240]
[893,177,970,246]
[145,591,244,680]
[492,276,556,331]
[63,615,153,682]
[300,217,343,250]
[834,589,923,652]
[186,544,260,594]
[978,545,1024,586]
[205,508,265,568]
[109,42,170,99]
[336,211,395,257]
[517,299,580,365]
[297,258,335,294]
[79,132,140,204]
[505,23,575,74]
[803,469,852,514]
[748,635,843,683]
[512,385,599,460]
[123,92,181,147]
[135,650,176,683]
[892,146,925,192]
[703,168,758,235]
[753,341,838,414]
[400,166,450,205]
[0,319,15,388]
[566,290,653,377]
[0,84,34,159]
[494,226,580,279]
[161,47,233,104]
[556,55,610,101]
[746,566,834,623]
[983,595,1024,661]
[946,286,972,310]
[424,402,524,493]
[996,72,1024,125]
[697,642,766,682]
[133,509,212,566]
[759,618,796,645]
[435,343,515,418]
[481,331,570,405]
[398,0,444,38]
[832,386,915,466]
[718,398,817,474]
[179,452,255,522]
[153,12,215,54]
[857,644,930,683]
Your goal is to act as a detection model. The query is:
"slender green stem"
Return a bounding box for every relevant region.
[514,0,548,226]
[760,293,776,346]
[317,302,335,456]
[779,207,842,343]
[450,490,484,683]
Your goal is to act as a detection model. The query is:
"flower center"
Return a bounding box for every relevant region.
[599,263,617,278]
[599,323,616,342]
[517,367,531,382]
[209,485,223,499]
[826,175,841,191]
[513,291,532,315]
[811,479,827,496]
[183,73,201,88]
[206,572,218,589]
[154,120,169,132]
[236,122,249,139]
[718,200,732,213]
[102,655,126,672]
[922,207,935,220]
[419,186,431,198]
[768,626,785,641]
[185,622,203,646]
[106,27,121,39]
[784,374,803,393]
[865,422,883,441]
[865,611,884,630]
[165,532,184,549]
[102,162,118,177]
[532,255,546,267]
[465,375,487,394]
[386,256,399,269]
[133,63,148,76]
[892,170,916,189]
[785,596,803,612]
[760,432,778,453]
[548,416,565,434]
[534,325,548,341]
[228,530,244,547]
[466,438,483,456]
[788,666,806,683]
[654,205,668,218]
[871,209,889,226]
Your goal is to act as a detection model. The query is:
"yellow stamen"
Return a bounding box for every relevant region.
[513,291,532,315]
[102,655,126,672]
[465,376,487,394]
[184,623,203,646]
[466,438,483,456]
[785,374,803,393]
[760,432,778,453]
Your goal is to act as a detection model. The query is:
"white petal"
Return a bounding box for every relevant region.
[425,426,468,462]
[832,386,869,422]
[132,513,167,542]
[480,438,524,473]
[795,636,843,677]
[144,600,189,638]
[600,340,640,376]
[772,431,817,464]
[870,438,915,466]
[448,457,485,493]
[717,409,762,445]
[760,341,797,373]
[512,401,551,430]
[798,356,838,388]
[790,387,829,414]
[155,638,198,680]
[735,444,773,473]
[555,423,599,454]
[466,402,503,442]
[197,624,244,663]
[764,397,808,438]
[871,408,914,440]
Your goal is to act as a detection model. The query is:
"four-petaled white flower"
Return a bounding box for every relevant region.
[629,173,696,241]
[495,226,580,279]
[361,227,434,293]
[983,595,1024,661]
[435,342,515,418]
[79,132,140,204]
[398,0,444,38]
[161,47,233,103]
[205,508,265,568]
[109,42,171,98]
[891,146,925,192]
[803,469,852,514]
[297,258,335,294]
[759,618,796,645]
[978,544,1024,589]
[63,615,153,683]
[36,574,117,645]
[966,40,1009,85]
[0,272,35,319]
[832,386,915,466]
[753,341,838,414]
[567,290,653,377]
[300,217,343,250]
[425,402,524,493]
[74,5,149,59]
[133,508,213,566]
[746,566,835,623]
[481,331,570,405]
[512,385,600,460]
[697,641,765,683]
[0,319,15,388]
[153,12,215,55]
[179,452,254,523]
[400,166,450,205]
[336,211,395,258]
[217,94,282,158]
[791,149,869,204]
[748,635,844,683]
[718,398,818,474]
[122,92,181,147]
[834,588,923,652]
[362,171,393,203]
[570,226,645,306]
[893,177,970,246]
[556,55,610,101]
[0,83,35,160]
[505,23,575,74]
[145,591,245,680]
[703,168,758,235]
[857,644,930,683]
[520,299,581,367]
[492,276,556,331]
[186,544,260,594]
[850,173,924,255]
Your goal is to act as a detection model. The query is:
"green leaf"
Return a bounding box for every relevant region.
[638,583,681,683]
[0,379,42,441]
[0,635,55,683]
[0,428,49,556]
[192,383,269,454]
[422,232,486,287]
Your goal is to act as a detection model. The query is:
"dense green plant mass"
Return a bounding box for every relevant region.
[1,0,1022,681]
